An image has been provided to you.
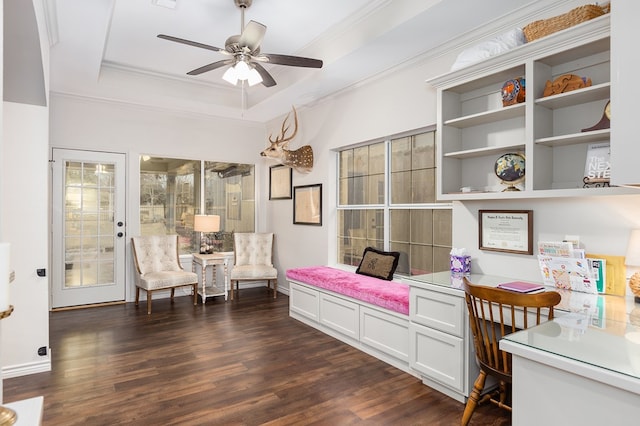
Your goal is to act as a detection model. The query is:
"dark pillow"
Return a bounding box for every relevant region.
[356,247,400,281]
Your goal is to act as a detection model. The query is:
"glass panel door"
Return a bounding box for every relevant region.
[52,150,126,308]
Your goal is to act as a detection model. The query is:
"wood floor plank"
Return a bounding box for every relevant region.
[3,288,511,425]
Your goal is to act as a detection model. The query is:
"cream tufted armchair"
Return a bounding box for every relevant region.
[230,233,278,299]
[131,235,198,314]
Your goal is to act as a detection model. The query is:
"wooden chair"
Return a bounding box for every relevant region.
[229,233,278,299]
[461,277,561,425]
[131,235,198,314]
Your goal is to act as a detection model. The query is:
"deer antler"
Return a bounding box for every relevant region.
[269,106,298,145]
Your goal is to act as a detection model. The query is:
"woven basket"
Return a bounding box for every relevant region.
[523,3,610,42]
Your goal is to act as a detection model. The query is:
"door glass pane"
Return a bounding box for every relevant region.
[63,161,116,289]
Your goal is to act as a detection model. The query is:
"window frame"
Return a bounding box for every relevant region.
[336,126,452,276]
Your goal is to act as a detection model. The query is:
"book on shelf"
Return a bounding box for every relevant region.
[497,281,545,294]
[583,142,610,187]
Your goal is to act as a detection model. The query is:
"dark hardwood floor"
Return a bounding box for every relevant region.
[4,288,510,425]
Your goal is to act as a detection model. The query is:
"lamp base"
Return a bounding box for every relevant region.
[630,272,640,304]
[0,406,17,425]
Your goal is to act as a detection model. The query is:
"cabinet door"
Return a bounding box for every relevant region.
[410,322,464,392]
[319,293,359,340]
[410,287,464,337]
[289,282,319,321]
[360,306,410,362]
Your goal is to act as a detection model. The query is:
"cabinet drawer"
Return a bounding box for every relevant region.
[410,287,464,337]
[410,323,464,392]
[360,306,409,362]
[319,292,359,340]
[289,282,319,321]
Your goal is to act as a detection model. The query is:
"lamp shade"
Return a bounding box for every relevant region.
[626,229,640,266]
[194,215,220,233]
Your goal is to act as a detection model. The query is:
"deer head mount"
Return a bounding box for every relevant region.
[261,106,313,173]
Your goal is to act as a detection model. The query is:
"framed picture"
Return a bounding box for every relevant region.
[479,210,533,255]
[269,165,292,200]
[293,184,322,226]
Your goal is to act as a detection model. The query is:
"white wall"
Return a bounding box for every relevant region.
[50,94,268,302]
[1,0,52,383]
[1,102,50,376]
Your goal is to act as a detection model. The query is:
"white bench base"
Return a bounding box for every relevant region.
[288,280,417,378]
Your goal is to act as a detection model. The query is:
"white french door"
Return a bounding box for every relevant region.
[51,149,127,308]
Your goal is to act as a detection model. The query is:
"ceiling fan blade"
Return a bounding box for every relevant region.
[252,63,277,87]
[239,20,266,53]
[187,59,234,76]
[260,53,323,68]
[157,34,223,53]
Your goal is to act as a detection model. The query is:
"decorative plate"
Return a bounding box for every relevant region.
[501,78,525,106]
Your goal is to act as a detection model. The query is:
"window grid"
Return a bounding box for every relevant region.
[337,130,452,276]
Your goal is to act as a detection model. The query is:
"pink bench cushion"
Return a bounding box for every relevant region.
[286,266,409,315]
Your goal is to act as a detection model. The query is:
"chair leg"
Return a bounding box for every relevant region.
[135,287,140,307]
[192,284,198,306]
[272,279,277,299]
[146,291,152,315]
[461,370,487,426]
[230,280,235,300]
[170,288,175,302]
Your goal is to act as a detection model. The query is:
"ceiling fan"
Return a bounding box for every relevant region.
[157,0,323,87]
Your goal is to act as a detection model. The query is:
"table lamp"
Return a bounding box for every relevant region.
[625,229,640,303]
[194,215,220,254]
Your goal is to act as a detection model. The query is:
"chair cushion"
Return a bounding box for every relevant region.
[234,233,273,266]
[231,265,277,280]
[138,271,198,291]
[133,235,183,274]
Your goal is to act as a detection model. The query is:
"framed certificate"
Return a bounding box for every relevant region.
[479,210,533,255]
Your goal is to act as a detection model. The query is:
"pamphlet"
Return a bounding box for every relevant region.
[587,258,606,293]
[537,255,597,294]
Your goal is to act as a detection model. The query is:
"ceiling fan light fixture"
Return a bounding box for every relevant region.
[247,67,263,86]
[222,66,239,85]
[234,60,250,80]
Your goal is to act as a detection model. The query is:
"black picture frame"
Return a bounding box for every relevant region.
[269,165,293,200]
[293,184,322,226]
[479,210,533,255]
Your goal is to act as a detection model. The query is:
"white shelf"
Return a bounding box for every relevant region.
[444,143,525,159]
[535,129,610,147]
[444,103,525,128]
[535,83,610,109]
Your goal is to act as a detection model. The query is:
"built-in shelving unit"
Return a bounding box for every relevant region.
[428,14,634,200]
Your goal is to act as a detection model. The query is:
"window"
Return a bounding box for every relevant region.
[140,157,255,254]
[337,130,452,276]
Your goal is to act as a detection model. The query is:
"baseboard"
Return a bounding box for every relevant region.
[2,358,51,378]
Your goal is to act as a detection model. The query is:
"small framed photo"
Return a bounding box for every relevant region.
[269,165,293,200]
[479,210,533,255]
[293,184,322,226]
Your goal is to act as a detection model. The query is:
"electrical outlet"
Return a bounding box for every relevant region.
[36,268,46,277]
[37,346,47,356]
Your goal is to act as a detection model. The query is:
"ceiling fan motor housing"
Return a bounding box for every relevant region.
[235,0,252,8]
